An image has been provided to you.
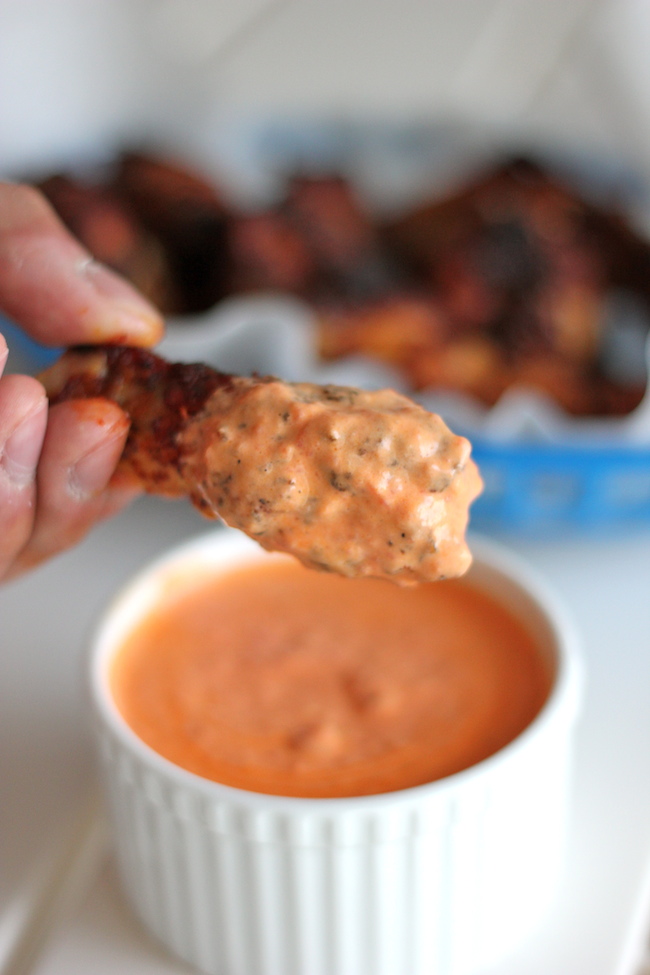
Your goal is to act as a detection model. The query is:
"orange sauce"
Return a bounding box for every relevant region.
[111,557,552,798]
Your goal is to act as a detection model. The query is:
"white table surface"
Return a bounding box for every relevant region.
[2,496,650,975]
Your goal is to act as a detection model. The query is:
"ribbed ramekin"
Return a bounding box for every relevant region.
[90,528,583,975]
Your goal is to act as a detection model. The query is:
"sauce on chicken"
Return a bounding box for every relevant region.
[181,377,481,581]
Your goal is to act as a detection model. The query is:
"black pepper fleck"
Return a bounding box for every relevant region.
[329,472,353,492]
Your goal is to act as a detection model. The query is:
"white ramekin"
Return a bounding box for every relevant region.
[89,527,583,975]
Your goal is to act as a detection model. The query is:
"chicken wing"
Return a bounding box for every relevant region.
[41,346,482,584]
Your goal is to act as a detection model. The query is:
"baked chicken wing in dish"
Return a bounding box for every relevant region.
[41,346,482,584]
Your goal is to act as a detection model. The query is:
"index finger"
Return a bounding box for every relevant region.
[0,182,164,348]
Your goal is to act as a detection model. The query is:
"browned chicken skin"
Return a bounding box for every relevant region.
[41,346,482,584]
[36,153,650,416]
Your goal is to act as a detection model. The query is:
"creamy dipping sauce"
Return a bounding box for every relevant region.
[181,379,482,584]
[111,557,552,798]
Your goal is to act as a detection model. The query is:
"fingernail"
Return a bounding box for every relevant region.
[2,400,47,486]
[77,259,164,346]
[68,419,129,500]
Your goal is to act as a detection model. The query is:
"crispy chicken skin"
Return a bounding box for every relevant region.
[36,153,650,416]
[41,346,482,584]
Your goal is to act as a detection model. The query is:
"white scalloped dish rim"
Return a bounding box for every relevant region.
[158,293,650,448]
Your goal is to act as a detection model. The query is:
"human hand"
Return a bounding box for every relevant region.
[0,182,164,581]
